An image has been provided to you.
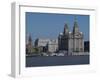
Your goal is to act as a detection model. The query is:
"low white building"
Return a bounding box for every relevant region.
[35,38,50,47]
[34,38,58,52]
[47,39,58,53]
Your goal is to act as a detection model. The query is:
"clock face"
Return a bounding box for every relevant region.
[74,33,82,38]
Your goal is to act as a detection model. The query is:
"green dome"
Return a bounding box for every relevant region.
[63,23,69,35]
[73,16,79,33]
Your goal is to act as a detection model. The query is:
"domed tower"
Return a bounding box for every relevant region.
[58,23,69,51]
[63,23,69,35]
[72,16,84,52]
[73,16,79,33]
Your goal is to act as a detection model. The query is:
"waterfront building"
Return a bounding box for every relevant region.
[34,38,58,53]
[58,17,84,55]
[47,39,58,53]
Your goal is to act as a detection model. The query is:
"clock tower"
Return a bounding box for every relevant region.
[72,16,84,52]
[58,16,84,55]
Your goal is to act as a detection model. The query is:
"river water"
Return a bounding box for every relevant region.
[26,55,89,67]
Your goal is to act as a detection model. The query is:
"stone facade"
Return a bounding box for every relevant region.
[35,38,50,47]
[34,38,58,53]
[47,39,58,53]
[58,19,84,54]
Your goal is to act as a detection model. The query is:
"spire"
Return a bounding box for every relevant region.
[29,34,32,42]
[74,16,77,22]
[73,16,79,33]
[63,23,69,35]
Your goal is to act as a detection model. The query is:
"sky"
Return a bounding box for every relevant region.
[26,12,89,43]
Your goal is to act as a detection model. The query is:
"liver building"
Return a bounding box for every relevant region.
[58,18,84,53]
